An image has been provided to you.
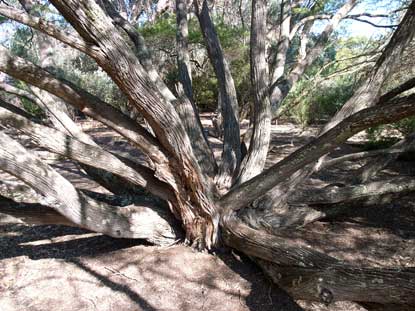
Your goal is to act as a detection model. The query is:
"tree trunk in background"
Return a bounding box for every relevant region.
[236,0,271,184]
[269,0,357,112]
[176,0,193,100]
[195,0,241,189]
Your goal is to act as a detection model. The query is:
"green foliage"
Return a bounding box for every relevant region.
[282,35,377,126]
[193,72,219,111]
[9,27,36,61]
[392,117,415,137]
[363,125,400,150]
[13,81,45,119]
[283,74,357,126]
[21,96,45,118]
[140,14,250,112]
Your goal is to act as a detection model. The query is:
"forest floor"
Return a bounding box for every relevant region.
[1,115,415,311]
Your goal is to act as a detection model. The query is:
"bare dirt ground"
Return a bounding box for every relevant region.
[1,116,414,311]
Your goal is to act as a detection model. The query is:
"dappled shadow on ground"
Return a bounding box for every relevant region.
[0,224,141,260]
[0,223,304,311]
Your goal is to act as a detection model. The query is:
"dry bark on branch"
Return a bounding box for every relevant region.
[0,131,181,245]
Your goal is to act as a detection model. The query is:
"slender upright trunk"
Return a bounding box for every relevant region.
[236,0,272,184]
[195,0,241,189]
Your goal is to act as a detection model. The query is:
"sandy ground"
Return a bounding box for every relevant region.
[1,118,414,311]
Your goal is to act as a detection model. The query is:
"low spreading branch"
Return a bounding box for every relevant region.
[221,93,415,212]
[0,102,176,203]
[292,177,415,205]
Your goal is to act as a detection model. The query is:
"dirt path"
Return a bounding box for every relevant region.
[0,224,303,311]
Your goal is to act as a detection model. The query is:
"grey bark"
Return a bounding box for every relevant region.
[223,216,415,305]
[236,0,271,184]
[50,0,220,248]
[0,101,176,203]
[0,131,180,245]
[291,176,415,205]
[220,92,415,212]
[176,0,193,100]
[195,0,241,189]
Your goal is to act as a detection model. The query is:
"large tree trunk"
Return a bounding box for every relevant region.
[1,0,415,307]
[49,0,221,248]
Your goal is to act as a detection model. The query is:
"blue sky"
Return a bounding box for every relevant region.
[333,0,404,38]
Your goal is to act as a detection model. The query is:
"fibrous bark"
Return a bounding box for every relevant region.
[49,0,220,248]
[0,101,176,203]
[236,0,272,184]
[0,131,180,245]
[195,0,241,189]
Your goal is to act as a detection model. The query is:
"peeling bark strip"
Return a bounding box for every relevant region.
[195,0,241,188]
[221,93,415,211]
[102,0,216,177]
[0,132,179,245]
[236,0,271,184]
[48,0,219,248]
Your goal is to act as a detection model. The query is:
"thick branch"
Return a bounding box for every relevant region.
[195,0,241,188]
[0,131,180,245]
[292,177,415,205]
[0,195,76,226]
[0,45,167,165]
[0,102,176,203]
[258,259,415,305]
[221,93,415,211]
[0,4,98,54]
[223,217,415,305]
[49,0,220,248]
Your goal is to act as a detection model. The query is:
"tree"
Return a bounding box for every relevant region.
[0,0,415,308]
